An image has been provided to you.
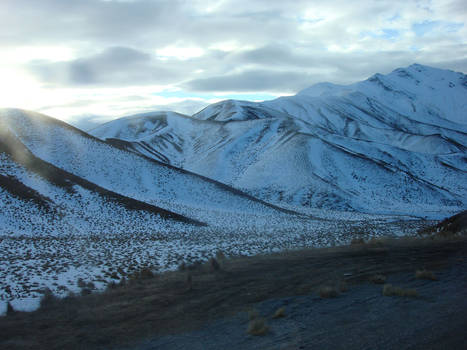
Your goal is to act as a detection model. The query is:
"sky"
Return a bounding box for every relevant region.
[0,0,466,130]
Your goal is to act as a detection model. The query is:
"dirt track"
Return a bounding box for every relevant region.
[1,236,466,350]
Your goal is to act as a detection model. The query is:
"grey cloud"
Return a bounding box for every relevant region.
[181,47,454,93]
[228,45,332,69]
[2,0,465,54]
[27,47,183,86]
[0,0,305,50]
[182,70,324,93]
[192,47,422,90]
[0,0,183,47]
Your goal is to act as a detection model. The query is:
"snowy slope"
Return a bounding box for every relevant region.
[91,64,467,217]
[0,109,292,232]
[0,120,204,236]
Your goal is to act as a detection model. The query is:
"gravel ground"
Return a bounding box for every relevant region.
[128,243,467,350]
[2,236,466,350]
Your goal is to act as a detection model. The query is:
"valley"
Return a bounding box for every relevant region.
[0,64,466,317]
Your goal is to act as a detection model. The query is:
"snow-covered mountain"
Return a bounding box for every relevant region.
[0,108,294,236]
[91,64,467,217]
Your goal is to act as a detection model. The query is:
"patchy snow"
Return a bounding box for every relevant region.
[0,216,432,316]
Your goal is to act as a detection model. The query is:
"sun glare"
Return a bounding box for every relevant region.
[0,68,43,109]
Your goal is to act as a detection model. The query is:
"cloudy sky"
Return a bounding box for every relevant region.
[1,0,466,129]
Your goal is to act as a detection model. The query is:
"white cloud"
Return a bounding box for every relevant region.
[156,46,205,60]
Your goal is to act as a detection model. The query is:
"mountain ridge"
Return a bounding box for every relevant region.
[0,108,301,237]
[90,64,467,217]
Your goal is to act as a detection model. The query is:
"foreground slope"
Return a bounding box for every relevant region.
[0,114,203,236]
[2,235,466,350]
[91,64,467,217]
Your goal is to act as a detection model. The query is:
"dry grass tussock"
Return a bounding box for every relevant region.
[272,307,286,319]
[415,269,438,281]
[39,288,59,309]
[351,237,365,245]
[319,285,339,298]
[209,257,220,271]
[1,236,465,350]
[247,317,269,336]
[382,284,418,297]
[366,236,396,247]
[369,274,387,284]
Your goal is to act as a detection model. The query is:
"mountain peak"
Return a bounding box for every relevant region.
[296,82,348,97]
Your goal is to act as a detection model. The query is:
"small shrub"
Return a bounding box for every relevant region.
[40,288,58,308]
[80,288,92,296]
[319,285,338,298]
[107,281,118,289]
[382,284,418,297]
[63,291,77,300]
[77,278,87,288]
[417,227,433,236]
[215,250,226,261]
[139,267,154,279]
[127,272,140,281]
[209,257,220,271]
[118,277,127,287]
[369,274,387,284]
[272,307,286,319]
[367,237,388,246]
[6,302,15,315]
[415,269,438,281]
[178,262,186,271]
[351,238,365,245]
[247,318,269,336]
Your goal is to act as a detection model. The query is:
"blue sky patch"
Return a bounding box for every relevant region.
[412,21,439,36]
[360,28,400,40]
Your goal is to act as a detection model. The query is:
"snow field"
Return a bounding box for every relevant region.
[0,215,432,315]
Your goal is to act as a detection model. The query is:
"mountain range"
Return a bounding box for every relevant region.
[89,64,467,217]
[0,64,466,238]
